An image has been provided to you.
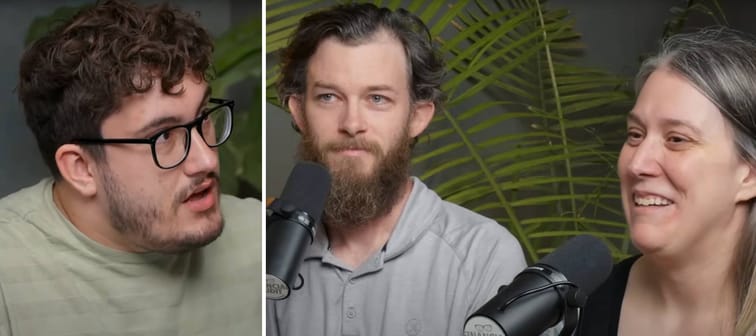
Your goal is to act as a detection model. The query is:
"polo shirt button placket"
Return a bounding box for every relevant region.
[346,306,357,319]
[342,278,359,335]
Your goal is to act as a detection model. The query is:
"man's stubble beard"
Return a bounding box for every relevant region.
[298,124,413,229]
[100,165,224,254]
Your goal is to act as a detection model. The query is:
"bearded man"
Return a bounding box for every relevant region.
[267,3,527,336]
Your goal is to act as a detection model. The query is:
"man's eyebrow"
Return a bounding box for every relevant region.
[365,85,396,93]
[136,86,213,137]
[312,82,397,94]
[312,81,339,92]
[202,86,211,105]
[135,115,184,137]
[196,86,212,116]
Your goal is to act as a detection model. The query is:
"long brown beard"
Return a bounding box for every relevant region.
[298,129,412,228]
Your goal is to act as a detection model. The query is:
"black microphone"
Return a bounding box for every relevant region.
[266,161,331,300]
[464,234,612,336]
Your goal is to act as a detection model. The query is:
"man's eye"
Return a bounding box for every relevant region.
[318,94,335,102]
[371,95,385,104]
[156,131,173,143]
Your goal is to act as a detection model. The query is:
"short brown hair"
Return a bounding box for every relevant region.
[277,3,445,110]
[18,0,214,179]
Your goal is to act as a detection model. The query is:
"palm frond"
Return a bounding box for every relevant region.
[408,0,635,261]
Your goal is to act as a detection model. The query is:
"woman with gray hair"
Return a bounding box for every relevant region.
[576,27,756,336]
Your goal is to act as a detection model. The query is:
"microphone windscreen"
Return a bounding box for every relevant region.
[278,161,331,224]
[538,235,612,294]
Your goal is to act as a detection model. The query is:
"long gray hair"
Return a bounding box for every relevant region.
[635,27,756,335]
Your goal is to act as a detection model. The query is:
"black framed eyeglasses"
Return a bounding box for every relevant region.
[73,98,234,169]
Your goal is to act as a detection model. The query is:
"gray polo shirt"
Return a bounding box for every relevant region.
[267,177,527,336]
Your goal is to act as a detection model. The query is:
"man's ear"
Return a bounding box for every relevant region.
[288,95,306,134]
[736,162,756,203]
[409,101,435,138]
[55,144,98,197]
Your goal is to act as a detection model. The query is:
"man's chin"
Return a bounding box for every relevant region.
[149,220,224,253]
[181,220,225,249]
[149,211,225,253]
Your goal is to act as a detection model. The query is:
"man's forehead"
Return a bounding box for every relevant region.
[315,28,402,55]
[105,78,210,135]
[305,31,409,90]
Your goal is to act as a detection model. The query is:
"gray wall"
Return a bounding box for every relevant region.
[0,0,260,197]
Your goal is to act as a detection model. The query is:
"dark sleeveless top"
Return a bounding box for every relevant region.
[575,255,641,336]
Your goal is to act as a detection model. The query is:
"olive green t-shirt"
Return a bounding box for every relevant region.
[0,178,261,335]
